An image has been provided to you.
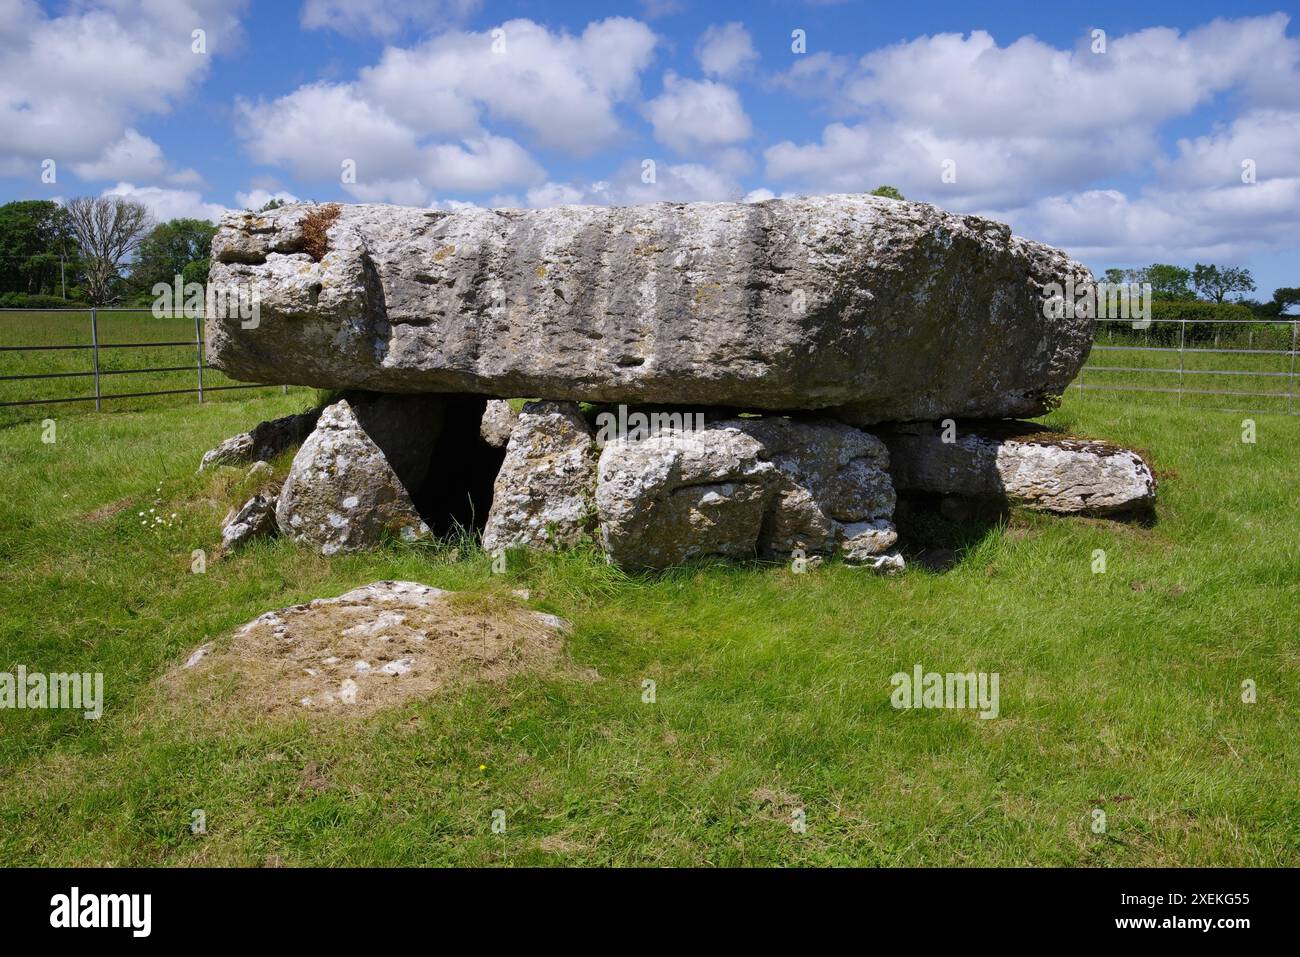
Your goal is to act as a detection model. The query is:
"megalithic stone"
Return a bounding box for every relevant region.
[206,195,1095,424]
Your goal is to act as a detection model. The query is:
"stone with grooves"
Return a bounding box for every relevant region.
[207,196,1094,424]
[276,396,438,554]
[199,409,320,471]
[479,399,518,449]
[221,494,278,549]
[596,417,897,570]
[883,422,1156,515]
[482,401,597,552]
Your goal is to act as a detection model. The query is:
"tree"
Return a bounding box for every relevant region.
[870,185,905,200]
[63,196,153,305]
[0,200,77,297]
[130,218,218,294]
[1272,287,1300,316]
[1192,263,1256,303]
[1134,264,1194,301]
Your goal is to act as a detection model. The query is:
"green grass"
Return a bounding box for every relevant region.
[0,387,1297,867]
[0,309,297,428]
[1080,321,1298,415]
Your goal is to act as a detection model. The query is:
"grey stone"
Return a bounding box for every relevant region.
[480,399,518,448]
[343,391,444,490]
[206,196,1094,423]
[883,422,1156,515]
[221,493,278,549]
[482,401,597,552]
[595,417,897,570]
[275,397,434,554]
[199,409,320,471]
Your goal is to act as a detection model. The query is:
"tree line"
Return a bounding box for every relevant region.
[1102,263,1297,317]
[0,196,266,308]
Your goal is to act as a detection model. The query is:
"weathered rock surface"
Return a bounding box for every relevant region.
[479,399,518,448]
[596,417,897,570]
[199,409,320,471]
[221,493,278,549]
[482,401,597,552]
[172,581,568,716]
[883,422,1156,515]
[207,196,1094,423]
[276,397,437,554]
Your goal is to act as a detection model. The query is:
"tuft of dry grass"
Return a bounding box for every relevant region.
[300,203,341,261]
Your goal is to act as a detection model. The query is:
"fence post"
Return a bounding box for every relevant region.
[1289,319,1298,416]
[194,311,204,404]
[89,307,102,412]
[1178,317,1186,407]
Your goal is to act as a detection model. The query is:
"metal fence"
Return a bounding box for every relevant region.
[1072,316,1299,415]
[0,307,287,411]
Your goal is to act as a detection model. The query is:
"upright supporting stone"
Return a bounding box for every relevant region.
[883,422,1156,516]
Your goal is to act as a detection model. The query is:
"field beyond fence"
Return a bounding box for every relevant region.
[0,308,297,427]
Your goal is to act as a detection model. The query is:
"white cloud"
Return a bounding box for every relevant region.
[423,134,543,191]
[1003,178,1300,264]
[764,16,1300,222]
[524,158,742,208]
[235,187,300,210]
[72,129,167,181]
[70,128,203,187]
[358,17,658,154]
[101,182,231,223]
[696,22,757,78]
[644,73,752,154]
[0,0,246,174]
[342,178,432,206]
[237,82,423,182]
[236,17,661,198]
[1157,110,1300,189]
[300,0,480,38]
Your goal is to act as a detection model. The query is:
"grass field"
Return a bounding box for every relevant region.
[0,381,1296,867]
[0,309,293,428]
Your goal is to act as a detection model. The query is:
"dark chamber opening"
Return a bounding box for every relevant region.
[410,395,506,538]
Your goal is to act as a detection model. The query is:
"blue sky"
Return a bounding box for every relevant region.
[2,0,1298,297]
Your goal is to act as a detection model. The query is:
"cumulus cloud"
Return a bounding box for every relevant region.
[357,17,658,154]
[300,0,480,38]
[644,73,752,154]
[237,17,660,198]
[0,0,245,175]
[696,22,757,78]
[70,128,203,186]
[523,158,743,208]
[1004,178,1300,263]
[763,15,1300,262]
[102,182,231,223]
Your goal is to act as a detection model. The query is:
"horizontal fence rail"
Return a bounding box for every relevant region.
[0,307,289,414]
[1072,315,1299,416]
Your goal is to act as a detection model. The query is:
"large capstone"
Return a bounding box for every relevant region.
[206,195,1094,424]
[482,401,597,553]
[276,395,442,554]
[596,417,898,570]
[883,422,1156,515]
